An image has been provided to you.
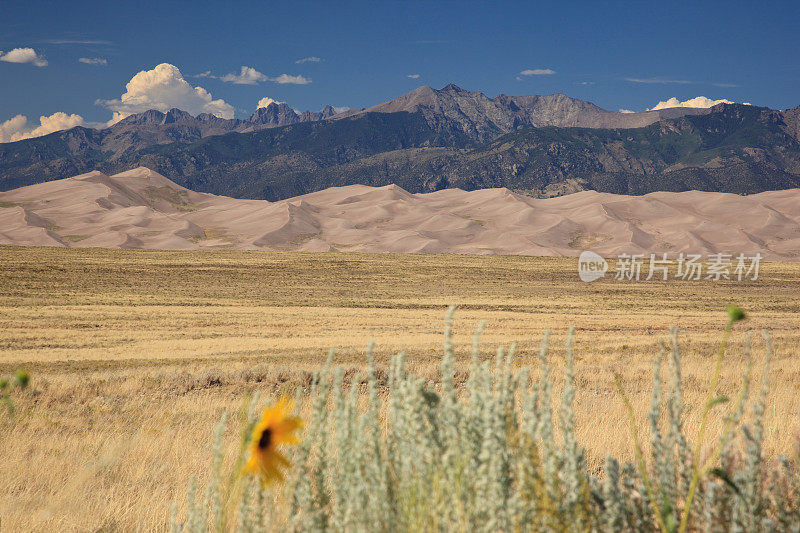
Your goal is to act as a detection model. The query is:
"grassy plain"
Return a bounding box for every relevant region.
[0,246,798,530]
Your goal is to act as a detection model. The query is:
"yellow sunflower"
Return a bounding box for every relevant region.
[244,397,303,484]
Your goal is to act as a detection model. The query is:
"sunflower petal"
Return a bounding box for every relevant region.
[243,397,302,485]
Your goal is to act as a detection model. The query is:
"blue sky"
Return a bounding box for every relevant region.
[1,0,799,137]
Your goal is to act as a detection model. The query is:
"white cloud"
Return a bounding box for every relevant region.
[44,39,113,45]
[97,63,234,124]
[79,57,107,66]
[220,66,268,85]
[625,77,691,84]
[333,106,349,114]
[579,81,595,86]
[220,66,312,85]
[618,109,635,114]
[520,68,555,76]
[407,74,420,79]
[193,70,212,78]
[0,115,28,143]
[0,112,85,143]
[0,48,48,67]
[295,56,321,64]
[257,97,284,109]
[648,96,734,111]
[270,73,311,85]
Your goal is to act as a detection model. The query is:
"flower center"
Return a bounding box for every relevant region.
[258,428,272,450]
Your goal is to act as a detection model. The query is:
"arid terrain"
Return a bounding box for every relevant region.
[0,246,798,530]
[3,167,800,258]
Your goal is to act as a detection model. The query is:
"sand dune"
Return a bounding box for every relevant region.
[2,167,800,259]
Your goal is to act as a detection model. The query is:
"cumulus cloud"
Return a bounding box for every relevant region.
[618,109,635,114]
[0,112,85,143]
[0,115,29,143]
[0,48,48,67]
[220,66,268,85]
[520,68,555,76]
[270,73,311,85]
[79,57,107,66]
[407,74,420,79]
[257,97,284,109]
[648,96,734,111]
[97,63,234,124]
[220,66,312,85]
[295,56,321,64]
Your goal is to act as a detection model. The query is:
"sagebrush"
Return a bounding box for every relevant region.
[175,308,799,532]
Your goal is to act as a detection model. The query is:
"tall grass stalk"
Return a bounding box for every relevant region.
[174,307,797,532]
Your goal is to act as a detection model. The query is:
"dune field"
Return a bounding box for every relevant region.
[3,167,800,259]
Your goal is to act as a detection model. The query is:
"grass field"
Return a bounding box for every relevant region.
[1,246,798,530]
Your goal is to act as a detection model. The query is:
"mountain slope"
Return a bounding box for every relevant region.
[413,103,800,195]
[68,103,800,200]
[3,167,800,259]
[0,84,718,190]
[1,86,798,200]
[358,84,710,141]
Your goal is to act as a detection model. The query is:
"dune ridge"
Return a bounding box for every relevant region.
[2,167,800,259]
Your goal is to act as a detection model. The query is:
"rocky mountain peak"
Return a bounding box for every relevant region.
[247,102,301,126]
[363,84,662,142]
[440,83,465,93]
[319,105,337,119]
[116,109,167,126]
[162,108,195,124]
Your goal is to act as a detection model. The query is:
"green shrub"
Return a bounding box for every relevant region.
[1,368,29,416]
[174,307,799,532]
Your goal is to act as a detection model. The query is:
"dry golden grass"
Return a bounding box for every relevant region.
[0,245,798,531]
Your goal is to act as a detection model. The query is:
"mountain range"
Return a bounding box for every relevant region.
[2,84,799,200]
